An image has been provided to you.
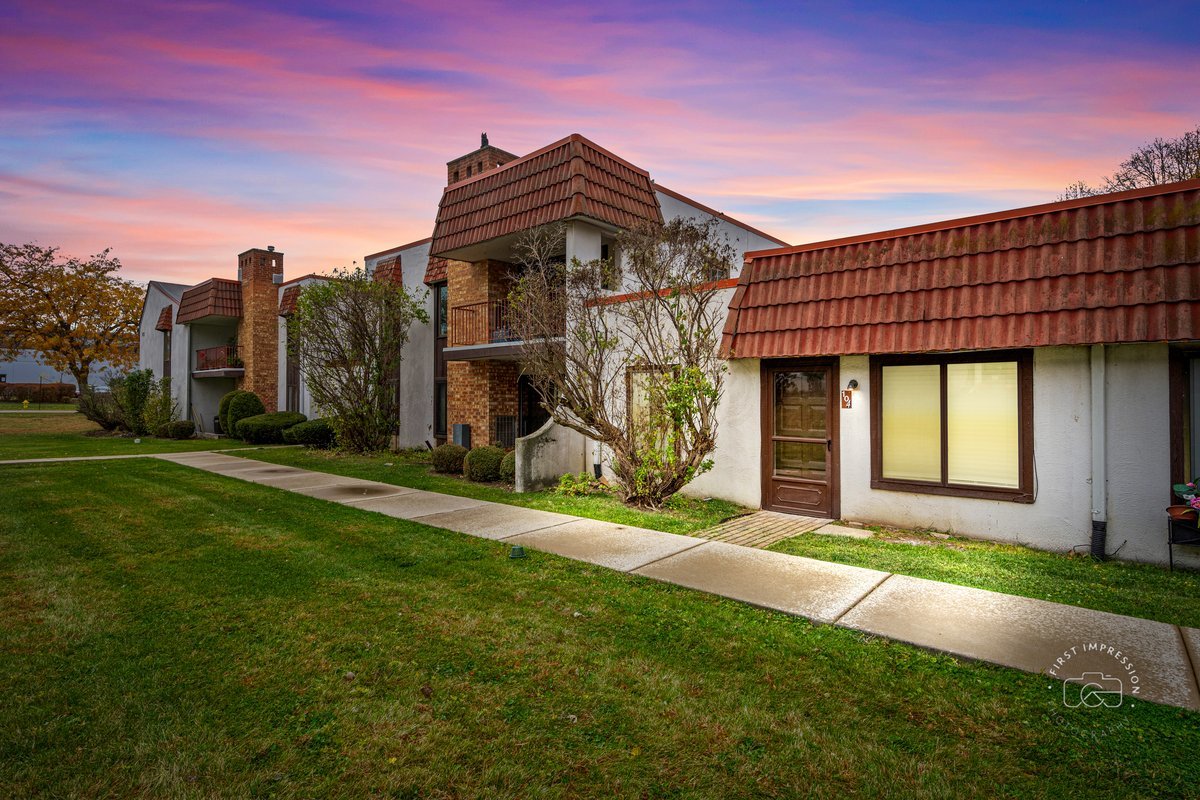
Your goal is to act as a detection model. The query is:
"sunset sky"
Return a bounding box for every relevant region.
[1,0,1196,283]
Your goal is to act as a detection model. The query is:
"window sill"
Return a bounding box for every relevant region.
[870,479,1035,504]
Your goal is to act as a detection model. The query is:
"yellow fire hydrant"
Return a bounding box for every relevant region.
[22,399,30,410]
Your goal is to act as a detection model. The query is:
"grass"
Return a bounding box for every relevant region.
[0,413,247,459]
[0,401,77,411]
[1,459,1197,798]
[240,449,1200,629]
[772,527,1200,629]
[237,447,746,535]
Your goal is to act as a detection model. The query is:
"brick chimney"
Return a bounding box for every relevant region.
[446,132,518,185]
[236,246,283,411]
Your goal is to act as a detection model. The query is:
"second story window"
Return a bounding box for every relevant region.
[435,283,449,338]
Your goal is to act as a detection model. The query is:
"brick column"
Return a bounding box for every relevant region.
[236,247,283,411]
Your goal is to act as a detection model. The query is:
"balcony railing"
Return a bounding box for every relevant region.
[195,344,242,371]
[449,301,519,347]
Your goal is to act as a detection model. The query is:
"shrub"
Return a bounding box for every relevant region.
[156,420,196,439]
[218,390,245,435]
[110,369,155,435]
[78,387,123,431]
[430,443,467,474]
[500,450,516,483]
[235,411,306,444]
[283,418,335,447]
[142,377,176,434]
[226,391,266,439]
[556,471,613,497]
[0,382,75,403]
[464,445,504,482]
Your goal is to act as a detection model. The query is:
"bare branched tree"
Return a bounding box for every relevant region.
[1059,125,1200,200]
[510,219,734,507]
[289,269,428,452]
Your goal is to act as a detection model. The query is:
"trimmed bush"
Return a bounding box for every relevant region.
[430,443,467,474]
[464,445,504,482]
[226,391,266,439]
[235,411,306,444]
[500,450,516,483]
[156,420,196,439]
[283,418,335,448]
[218,390,244,435]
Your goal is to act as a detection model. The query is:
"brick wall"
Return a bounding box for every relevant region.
[447,361,489,444]
[447,359,518,448]
[236,247,282,411]
[446,259,515,346]
[446,135,518,184]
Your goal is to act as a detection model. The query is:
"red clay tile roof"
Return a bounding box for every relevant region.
[429,134,663,257]
[278,285,302,317]
[722,178,1200,358]
[424,257,449,285]
[154,305,174,331]
[176,278,242,324]
[371,256,402,284]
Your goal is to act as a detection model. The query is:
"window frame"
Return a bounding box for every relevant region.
[870,349,1034,503]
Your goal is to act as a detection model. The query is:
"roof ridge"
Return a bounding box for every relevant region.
[745,176,1200,261]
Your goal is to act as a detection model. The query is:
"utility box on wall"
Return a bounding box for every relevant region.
[452,423,471,449]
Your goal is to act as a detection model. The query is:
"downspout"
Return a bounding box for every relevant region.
[1090,344,1107,560]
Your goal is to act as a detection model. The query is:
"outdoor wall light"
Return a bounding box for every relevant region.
[846,379,859,391]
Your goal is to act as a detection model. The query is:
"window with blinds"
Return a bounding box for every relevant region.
[872,351,1032,502]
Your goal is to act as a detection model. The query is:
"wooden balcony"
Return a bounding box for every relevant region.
[194,344,244,376]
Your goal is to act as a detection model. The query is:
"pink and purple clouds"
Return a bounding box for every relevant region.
[1,0,1196,282]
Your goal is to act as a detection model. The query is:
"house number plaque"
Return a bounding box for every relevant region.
[840,390,853,409]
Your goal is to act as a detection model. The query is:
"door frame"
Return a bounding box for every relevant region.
[760,358,840,519]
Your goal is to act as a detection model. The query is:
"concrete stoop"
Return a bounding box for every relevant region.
[152,450,1200,712]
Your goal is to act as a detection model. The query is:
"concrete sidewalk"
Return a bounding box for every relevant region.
[153,450,1200,712]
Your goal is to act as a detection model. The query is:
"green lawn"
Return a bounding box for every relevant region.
[240,449,1200,628]
[237,447,746,535]
[0,401,77,411]
[772,528,1200,629]
[1,460,1197,798]
[0,413,246,459]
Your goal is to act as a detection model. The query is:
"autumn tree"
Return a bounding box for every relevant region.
[289,268,428,452]
[0,243,142,388]
[1059,125,1200,200]
[509,219,733,507]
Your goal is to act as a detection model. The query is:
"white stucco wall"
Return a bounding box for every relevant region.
[680,355,763,507]
[138,286,174,378]
[276,277,324,419]
[706,343,1191,566]
[365,240,435,448]
[837,348,1094,554]
[1104,344,1184,565]
[655,189,784,277]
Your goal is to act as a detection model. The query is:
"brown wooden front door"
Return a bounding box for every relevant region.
[762,361,838,517]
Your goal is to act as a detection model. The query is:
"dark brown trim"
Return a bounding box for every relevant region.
[760,358,840,519]
[869,350,1035,503]
[1169,346,1198,494]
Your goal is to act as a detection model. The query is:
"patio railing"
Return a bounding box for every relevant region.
[195,344,242,371]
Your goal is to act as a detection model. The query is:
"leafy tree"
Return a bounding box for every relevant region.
[0,243,142,388]
[1059,125,1200,200]
[509,219,733,508]
[289,269,428,452]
